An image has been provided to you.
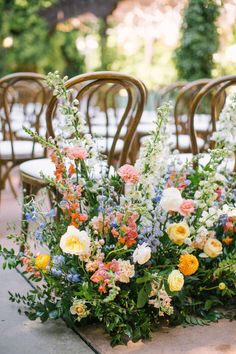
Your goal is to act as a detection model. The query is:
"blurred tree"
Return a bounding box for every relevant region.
[0,0,86,76]
[175,0,220,81]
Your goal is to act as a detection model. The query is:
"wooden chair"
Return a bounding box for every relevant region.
[173,79,211,153]
[0,72,49,200]
[20,71,146,204]
[188,74,236,171]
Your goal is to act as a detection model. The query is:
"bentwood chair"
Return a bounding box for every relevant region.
[173,79,212,153]
[188,74,236,172]
[20,71,146,201]
[0,73,49,200]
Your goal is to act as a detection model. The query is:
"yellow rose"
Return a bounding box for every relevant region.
[168,270,184,292]
[60,225,90,259]
[35,254,51,271]
[218,282,226,290]
[167,223,190,245]
[70,299,89,321]
[203,238,222,258]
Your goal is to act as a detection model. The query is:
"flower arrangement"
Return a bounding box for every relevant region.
[1,73,236,346]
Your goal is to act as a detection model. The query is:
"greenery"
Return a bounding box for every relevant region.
[1,73,235,345]
[175,0,220,81]
[0,0,85,76]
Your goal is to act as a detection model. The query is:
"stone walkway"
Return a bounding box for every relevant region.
[0,170,236,354]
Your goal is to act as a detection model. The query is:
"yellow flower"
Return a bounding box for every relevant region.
[60,225,90,259]
[203,238,222,258]
[70,299,89,321]
[35,254,51,271]
[167,270,184,292]
[167,223,190,245]
[178,254,199,276]
[218,282,226,290]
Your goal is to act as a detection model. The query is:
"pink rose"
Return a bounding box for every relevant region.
[64,146,88,160]
[179,199,195,216]
[118,164,139,184]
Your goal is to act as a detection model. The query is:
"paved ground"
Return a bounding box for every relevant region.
[0,170,94,354]
[0,169,236,354]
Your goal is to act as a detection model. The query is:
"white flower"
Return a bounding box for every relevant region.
[160,187,183,212]
[60,226,91,258]
[133,243,151,265]
[214,173,226,183]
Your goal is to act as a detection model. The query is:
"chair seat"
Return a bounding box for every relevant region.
[168,153,235,171]
[169,134,205,150]
[20,158,115,182]
[20,158,55,180]
[140,134,205,151]
[98,137,124,153]
[0,141,45,160]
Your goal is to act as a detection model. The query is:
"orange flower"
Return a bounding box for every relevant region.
[68,164,76,176]
[178,254,199,276]
[222,236,233,246]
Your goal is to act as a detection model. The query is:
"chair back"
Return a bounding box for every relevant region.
[188,75,236,171]
[0,72,50,162]
[46,71,146,167]
[174,79,211,152]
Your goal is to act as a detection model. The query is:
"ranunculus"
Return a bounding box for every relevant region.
[179,199,195,216]
[35,254,51,271]
[203,238,222,258]
[167,270,184,292]
[167,223,190,245]
[60,225,90,258]
[133,242,151,265]
[64,146,88,160]
[160,187,183,212]
[178,254,199,276]
[118,164,139,184]
[70,299,89,321]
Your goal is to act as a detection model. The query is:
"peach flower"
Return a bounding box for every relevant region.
[64,146,88,160]
[118,164,139,184]
[179,199,195,216]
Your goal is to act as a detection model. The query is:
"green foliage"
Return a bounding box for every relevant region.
[0,0,85,76]
[175,0,220,80]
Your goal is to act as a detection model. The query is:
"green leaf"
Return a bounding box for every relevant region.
[137,283,151,308]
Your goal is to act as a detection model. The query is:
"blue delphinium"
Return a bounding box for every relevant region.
[67,273,81,282]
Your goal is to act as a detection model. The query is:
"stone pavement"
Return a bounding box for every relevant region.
[0,169,236,354]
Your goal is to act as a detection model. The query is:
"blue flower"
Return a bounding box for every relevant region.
[110,220,118,228]
[51,267,62,277]
[66,273,81,282]
[35,229,43,241]
[46,208,57,218]
[52,255,65,266]
[25,211,37,222]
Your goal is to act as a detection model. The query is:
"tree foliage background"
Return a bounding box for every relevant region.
[175,0,220,81]
[0,0,85,76]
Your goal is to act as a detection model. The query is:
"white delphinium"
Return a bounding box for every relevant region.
[212,92,236,151]
[135,102,173,202]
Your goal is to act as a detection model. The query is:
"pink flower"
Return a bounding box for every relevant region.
[179,199,195,216]
[118,164,139,184]
[64,146,88,160]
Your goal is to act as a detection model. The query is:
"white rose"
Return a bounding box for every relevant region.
[160,187,183,212]
[60,225,90,258]
[133,243,151,265]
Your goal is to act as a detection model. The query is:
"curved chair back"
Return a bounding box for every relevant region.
[46,71,146,167]
[0,72,49,162]
[188,75,236,171]
[174,79,211,152]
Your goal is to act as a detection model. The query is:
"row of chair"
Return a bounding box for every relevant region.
[0,71,236,204]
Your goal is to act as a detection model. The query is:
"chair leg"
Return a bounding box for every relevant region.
[8,174,18,199]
